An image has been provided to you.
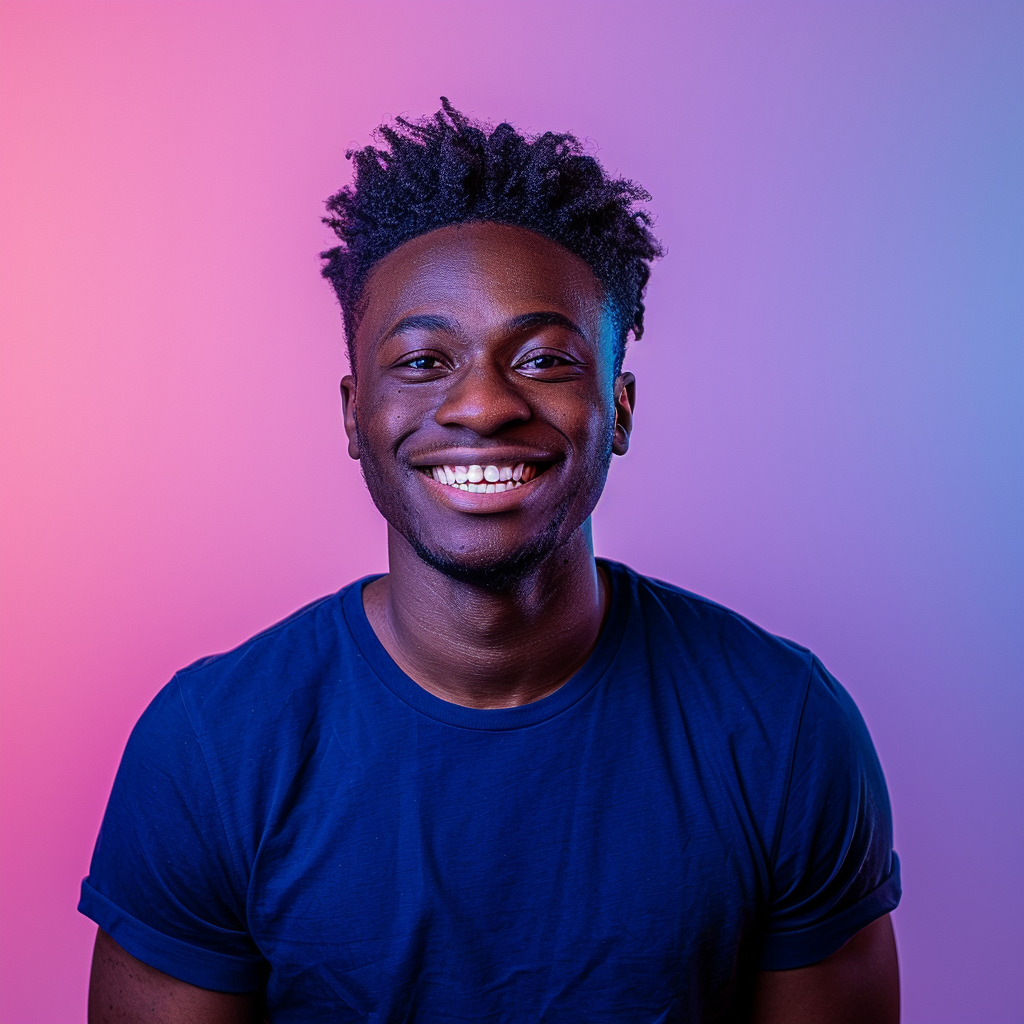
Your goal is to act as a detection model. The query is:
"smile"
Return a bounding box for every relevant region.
[419,463,541,494]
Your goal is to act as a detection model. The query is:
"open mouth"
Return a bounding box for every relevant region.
[418,462,548,494]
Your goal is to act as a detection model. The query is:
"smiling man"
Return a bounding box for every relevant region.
[81,101,901,1023]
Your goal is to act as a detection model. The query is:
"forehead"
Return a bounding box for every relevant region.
[355,222,609,347]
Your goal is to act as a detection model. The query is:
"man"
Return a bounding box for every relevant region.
[81,100,900,1023]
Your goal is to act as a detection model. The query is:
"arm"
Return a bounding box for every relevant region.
[752,914,899,1024]
[80,681,267,1011]
[89,930,262,1024]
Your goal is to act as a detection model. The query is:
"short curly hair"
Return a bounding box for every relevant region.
[321,99,663,373]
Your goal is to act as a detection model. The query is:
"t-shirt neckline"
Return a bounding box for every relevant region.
[340,558,630,731]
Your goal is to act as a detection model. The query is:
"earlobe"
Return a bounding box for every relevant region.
[340,376,360,460]
[612,372,636,456]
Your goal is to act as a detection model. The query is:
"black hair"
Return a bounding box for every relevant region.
[321,99,663,372]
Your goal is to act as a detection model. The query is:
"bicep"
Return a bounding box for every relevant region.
[751,914,899,1024]
[88,929,263,1024]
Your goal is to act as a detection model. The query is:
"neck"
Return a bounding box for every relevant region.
[362,522,608,709]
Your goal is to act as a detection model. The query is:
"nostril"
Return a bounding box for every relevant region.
[434,378,532,432]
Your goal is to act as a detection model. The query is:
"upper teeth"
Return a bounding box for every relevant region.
[425,463,537,493]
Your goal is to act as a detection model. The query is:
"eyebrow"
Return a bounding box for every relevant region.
[383,310,587,343]
[384,314,460,340]
[505,311,586,339]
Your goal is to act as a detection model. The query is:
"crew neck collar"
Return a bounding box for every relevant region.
[340,559,630,731]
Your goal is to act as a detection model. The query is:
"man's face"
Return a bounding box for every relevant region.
[342,222,634,585]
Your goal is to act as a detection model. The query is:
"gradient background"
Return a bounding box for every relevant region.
[1,2,1021,1021]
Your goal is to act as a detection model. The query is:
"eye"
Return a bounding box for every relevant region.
[520,354,565,370]
[392,352,449,377]
[515,350,583,379]
[405,355,443,370]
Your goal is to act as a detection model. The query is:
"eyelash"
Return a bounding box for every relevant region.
[404,355,443,370]
[395,351,580,374]
[519,354,569,370]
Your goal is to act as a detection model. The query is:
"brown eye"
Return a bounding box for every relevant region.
[406,356,442,370]
[525,355,560,369]
[520,354,571,371]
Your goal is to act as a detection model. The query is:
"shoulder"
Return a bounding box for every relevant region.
[609,560,817,708]
[608,564,894,882]
[163,582,365,741]
[607,562,875,773]
[118,582,372,841]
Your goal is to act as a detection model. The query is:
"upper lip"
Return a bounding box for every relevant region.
[408,448,558,468]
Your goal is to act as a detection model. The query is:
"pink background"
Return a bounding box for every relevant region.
[1,2,1021,1021]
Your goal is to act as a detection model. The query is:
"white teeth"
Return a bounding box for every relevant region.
[426,462,538,493]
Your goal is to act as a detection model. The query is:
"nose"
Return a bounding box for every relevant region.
[434,360,532,436]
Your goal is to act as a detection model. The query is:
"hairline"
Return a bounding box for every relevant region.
[344,219,630,378]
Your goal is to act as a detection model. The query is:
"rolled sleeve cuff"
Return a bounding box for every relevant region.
[78,879,265,993]
[757,852,902,971]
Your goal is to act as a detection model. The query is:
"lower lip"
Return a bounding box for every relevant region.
[417,471,546,512]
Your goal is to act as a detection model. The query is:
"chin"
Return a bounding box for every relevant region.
[409,517,569,591]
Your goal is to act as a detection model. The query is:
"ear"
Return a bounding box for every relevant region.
[340,375,360,460]
[612,372,635,456]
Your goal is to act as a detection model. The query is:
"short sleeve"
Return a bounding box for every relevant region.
[78,677,266,992]
[759,657,901,970]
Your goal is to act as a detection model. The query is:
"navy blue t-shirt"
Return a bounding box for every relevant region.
[80,560,900,1022]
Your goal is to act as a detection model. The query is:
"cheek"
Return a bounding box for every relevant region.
[557,393,616,462]
[357,386,422,448]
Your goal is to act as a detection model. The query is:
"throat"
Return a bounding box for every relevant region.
[362,548,609,709]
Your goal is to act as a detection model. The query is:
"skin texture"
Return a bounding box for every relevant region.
[87,221,900,1021]
[88,930,262,1023]
[344,222,629,707]
[751,914,900,1023]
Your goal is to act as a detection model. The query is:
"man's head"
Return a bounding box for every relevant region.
[321,98,662,376]
[322,102,662,587]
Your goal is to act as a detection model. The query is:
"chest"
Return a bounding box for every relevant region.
[245,722,767,1021]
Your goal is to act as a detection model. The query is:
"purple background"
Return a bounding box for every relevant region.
[1,2,1021,1021]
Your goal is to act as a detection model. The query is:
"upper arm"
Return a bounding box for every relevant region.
[89,929,262,1024]
[759,659,901,971]
[752,914,899,1024]
[79,679,266,993]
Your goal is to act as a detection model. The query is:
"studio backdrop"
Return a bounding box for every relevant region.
[0,2,1021,1022]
